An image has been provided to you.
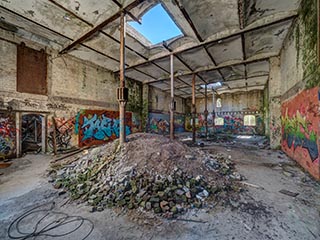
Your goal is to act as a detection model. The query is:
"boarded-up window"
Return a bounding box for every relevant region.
[17,43,47,95]
[215,117,224,126]
[244,115,256,126]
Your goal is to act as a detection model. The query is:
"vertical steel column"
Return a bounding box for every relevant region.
[170,54,175,140]
[204,84,208,139]
[192,74,196,143]
[119,12,127,145]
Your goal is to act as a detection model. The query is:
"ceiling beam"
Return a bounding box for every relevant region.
[161,73,269,91]
[119,11,297,72]
[110,0,141,24]
[60,0,145,54]
[217,84,266,93]
[47,0,148,63]
[172,0,203,42]
[203,46,226,82]
[0,5,126,66]
[147,53,276,84]
[47,0,93,27]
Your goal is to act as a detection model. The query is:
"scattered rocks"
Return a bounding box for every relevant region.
[49,133,242,217]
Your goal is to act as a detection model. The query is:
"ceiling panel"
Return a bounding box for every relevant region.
[180,0,240,40]
[206,36,243,65]
[245,20,292,59]
[220,65,245,81]
[177,46,213,70]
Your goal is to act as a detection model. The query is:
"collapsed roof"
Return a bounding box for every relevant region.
[0,0,300,97]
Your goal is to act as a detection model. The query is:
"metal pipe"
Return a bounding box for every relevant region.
[204,84,208,139]
[170,54,175,140]
[119,12,127,145]
[192,74,196,143]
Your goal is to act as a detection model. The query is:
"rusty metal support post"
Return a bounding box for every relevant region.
[119,12,127,145]
[204,84,208,139]
[192,74,196,143]
[170,54,175,140]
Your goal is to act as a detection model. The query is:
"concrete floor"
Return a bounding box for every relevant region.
[1,138,320,240]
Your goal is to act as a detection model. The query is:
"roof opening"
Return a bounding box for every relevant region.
[128,4,183,45]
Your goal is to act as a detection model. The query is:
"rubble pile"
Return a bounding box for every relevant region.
[50,133,242,216]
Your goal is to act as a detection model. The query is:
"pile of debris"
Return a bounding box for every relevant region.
[50,133,242,217]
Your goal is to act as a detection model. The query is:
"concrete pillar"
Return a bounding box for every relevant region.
[41,115,47,153]
[268,57,282,149]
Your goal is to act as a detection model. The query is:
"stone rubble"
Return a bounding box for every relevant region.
[49,133,242,217]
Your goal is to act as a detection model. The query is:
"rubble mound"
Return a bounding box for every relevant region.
[50,133,241,217]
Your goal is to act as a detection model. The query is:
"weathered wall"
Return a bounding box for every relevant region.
[0,112,16,158]
[148,112,185,134]
[279,0,320,179]
[147,86,187,134]
[269,57,282,148]
[281,87,319,180]
[0,36,142,154]
[149,86,186,114]
[78,110,132,147]
[194,91,264,135]
[196,91,263,113]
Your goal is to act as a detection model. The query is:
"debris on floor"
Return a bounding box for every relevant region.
[49,133,243,217]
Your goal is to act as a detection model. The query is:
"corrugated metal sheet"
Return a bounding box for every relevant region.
[17,43,47,95]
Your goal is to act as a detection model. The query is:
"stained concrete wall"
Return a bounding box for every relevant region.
[0,36,142,155]
[149,86,186,114]
[195,90,264,135]
[196,91,263,113]
[279,7,320,179]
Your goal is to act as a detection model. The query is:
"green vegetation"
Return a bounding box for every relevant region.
[296,0,320,88]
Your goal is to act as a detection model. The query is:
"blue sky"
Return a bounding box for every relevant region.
[129,4,182,45]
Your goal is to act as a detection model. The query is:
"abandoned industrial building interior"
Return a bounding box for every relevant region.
[0,0,320,239]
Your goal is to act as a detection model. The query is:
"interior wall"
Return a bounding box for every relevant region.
[194,90,264,135]
[146,86,186,134]
[0,36,142,155]
[279,4,320,180]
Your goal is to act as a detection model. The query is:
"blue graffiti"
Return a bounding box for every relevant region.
[81,114,131,141]
[284,133,319,162]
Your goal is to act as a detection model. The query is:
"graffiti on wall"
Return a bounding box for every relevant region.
[188,112,264,135]
[78,110,132,147]
[281,87,319,179]
[0,112,16,158]
[148,113,169,134]
[148,113,185,134]
[48,117,75,151]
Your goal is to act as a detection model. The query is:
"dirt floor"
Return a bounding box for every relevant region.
[0,134,320,240]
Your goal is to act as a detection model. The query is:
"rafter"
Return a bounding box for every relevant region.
[60,0,145,54]
[147,54,276,84]
[120,12,297,72]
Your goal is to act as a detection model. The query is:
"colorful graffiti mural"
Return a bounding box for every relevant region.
[281,87,320,179]
[0,112,16,158]
[48,117,75,151]
[78,110,132,147]
[190,112,264,135]
[148,112,185,134]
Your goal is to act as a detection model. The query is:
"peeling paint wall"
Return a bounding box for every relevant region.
[0,37,142,152]
[196,90,263,113]
[149,86,186,114]
[281,87,320,180]
[0,111,16,158]
[195,90,264,135]
[279,3,320,179]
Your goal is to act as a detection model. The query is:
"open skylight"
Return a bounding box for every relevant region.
[129,4,183,45]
